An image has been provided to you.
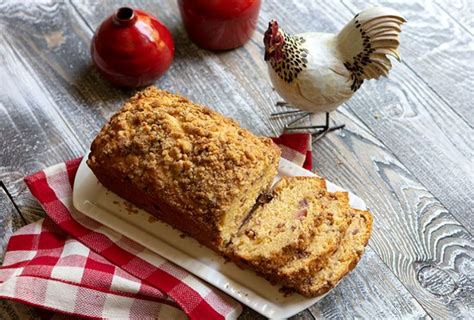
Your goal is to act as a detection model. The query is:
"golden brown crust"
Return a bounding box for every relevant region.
[87,87,280,249]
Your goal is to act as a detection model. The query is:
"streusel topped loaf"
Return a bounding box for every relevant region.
[87,87,372,298]
[87,87,280,251]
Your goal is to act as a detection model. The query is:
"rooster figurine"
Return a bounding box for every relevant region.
[264,7,406,138]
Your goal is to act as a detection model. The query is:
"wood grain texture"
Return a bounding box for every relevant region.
[309,248,428,319]
[434,0,474,36]
[313,108,474,318]
[239,308,315,320]
[339,0,474,231]
[0,0,126,214]
[0,300,40,320]
[0,0,472,319]
[0,186,24,265]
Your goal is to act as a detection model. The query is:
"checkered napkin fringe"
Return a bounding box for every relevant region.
[0,133,312,319]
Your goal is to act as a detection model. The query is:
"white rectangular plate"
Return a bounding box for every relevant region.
[73,155,366,319]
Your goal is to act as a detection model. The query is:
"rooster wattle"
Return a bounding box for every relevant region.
[264,7,406,137]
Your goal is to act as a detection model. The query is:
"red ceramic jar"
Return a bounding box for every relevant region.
[91,7,174,88]
[178,0,261,50]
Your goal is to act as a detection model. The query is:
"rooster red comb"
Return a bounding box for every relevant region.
[264,20,279,45]
[268,20,279,35]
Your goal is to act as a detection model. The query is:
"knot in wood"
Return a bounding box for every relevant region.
[416,264,457,296]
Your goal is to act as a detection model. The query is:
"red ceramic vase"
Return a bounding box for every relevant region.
[178,0,261,50]
[91,7,174,88]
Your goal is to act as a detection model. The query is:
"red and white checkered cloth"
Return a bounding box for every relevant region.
[0,133,312,319]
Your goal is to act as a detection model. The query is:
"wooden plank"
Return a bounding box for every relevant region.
[0,186,25,264]
[310,248,428,319]
[0,0,126,214]
[261,0,474,233]
[312,108,474,319]
[0,1,84,192]
[0,300,40,320]
[239,308,315,320]
[0,8,109,319]
[434,0,474,35]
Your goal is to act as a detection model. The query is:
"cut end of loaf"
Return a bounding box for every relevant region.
[228,176,372,298]
[230,177,330,270]
[219,150,280,248]
[277,191,351,284]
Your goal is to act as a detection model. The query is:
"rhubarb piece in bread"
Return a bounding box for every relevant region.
[289,209,373,297]
[230,177,350,275]
[87,87,280,251]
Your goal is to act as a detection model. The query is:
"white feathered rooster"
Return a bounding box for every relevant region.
[264,7,406,138]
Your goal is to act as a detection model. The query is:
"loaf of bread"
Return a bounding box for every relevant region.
[87,87,281,251]
[87,87,372,298]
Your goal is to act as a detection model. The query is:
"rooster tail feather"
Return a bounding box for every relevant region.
[337,7,406,80]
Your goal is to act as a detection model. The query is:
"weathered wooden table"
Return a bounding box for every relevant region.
[1,0,472,318]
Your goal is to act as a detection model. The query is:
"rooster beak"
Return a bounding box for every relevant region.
[264,51,270,61]
[265,47,274,61]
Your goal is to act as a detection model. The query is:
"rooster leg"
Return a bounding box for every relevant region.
[276,101,291,107]
[284,113,345,139]
[313,113,345,140]
[271,101,303,116]
[271,109,306,116]
[285,112,312,128]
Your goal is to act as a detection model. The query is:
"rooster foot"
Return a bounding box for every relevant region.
[271,109,307,116]
[284,112,345,140]
[275,101,291,107]
[311,124,346,141]
[271,102,304,117]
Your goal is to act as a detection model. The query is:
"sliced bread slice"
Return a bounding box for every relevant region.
[230,176,349,275]
[230,177,327,270]
[289,209,373,297]
[274,192,352,284]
